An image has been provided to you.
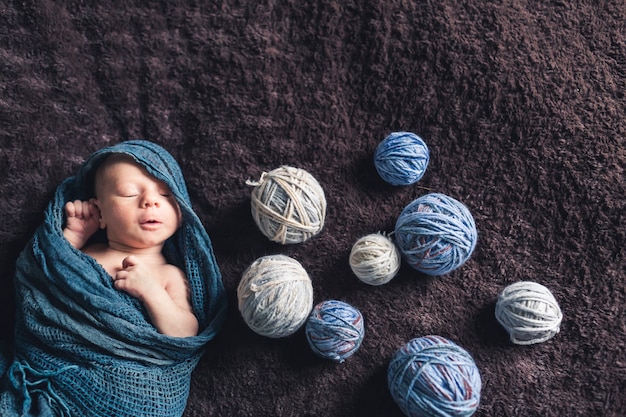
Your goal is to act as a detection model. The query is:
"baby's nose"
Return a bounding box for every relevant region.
[142,192,161,207]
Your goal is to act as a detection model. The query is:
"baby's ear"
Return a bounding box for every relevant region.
[91,198,106,229]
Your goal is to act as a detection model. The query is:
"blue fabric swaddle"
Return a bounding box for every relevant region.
[0,140,227,417]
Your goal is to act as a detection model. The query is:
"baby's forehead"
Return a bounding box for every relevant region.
[93,154,166,193]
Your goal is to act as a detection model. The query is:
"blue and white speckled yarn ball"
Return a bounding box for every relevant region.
[388,335,482,417]
[374,132,430,186]
[305,300,365,363]
[394,193,477,276]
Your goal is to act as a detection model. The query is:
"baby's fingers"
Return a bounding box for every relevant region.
[85,201,100,221]
[70,200,99,221]
[64,201,77,218]
[114,270,128,283]
[67,200,92,219]
[121,255,141,270]
[112,274,128,292]
[76,201,88,219]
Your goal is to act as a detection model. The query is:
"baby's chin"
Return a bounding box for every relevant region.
[108,240,167,254]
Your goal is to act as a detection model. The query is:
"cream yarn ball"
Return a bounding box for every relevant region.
[349,233,401,285]
[237,254,314,338]
[495,281,563,345]
[248,166,326,244]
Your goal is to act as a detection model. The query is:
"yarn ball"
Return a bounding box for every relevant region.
[374,131,430,186]
[248,165,326,244]
[349,233,401,285]
[388,335,481,417]
[394,193,477,276]
[237,254,314,338]
[305,300,365,363]
[495,281,563,345]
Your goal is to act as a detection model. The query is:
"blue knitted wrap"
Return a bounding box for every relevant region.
[0,140,227,417]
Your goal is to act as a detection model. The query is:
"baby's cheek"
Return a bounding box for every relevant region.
[174,205,183,227]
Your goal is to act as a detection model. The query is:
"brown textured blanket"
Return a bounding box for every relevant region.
[0,1,624,416]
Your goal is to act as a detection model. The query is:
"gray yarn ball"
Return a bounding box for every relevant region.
[237,254,314,338]
[495,281,563,345]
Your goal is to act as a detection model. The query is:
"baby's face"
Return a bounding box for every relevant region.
[94,156,182,252]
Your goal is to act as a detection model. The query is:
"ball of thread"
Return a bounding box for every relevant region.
[394,193,477,276]
[388,335,482,417]
[237,254,313,338]
[306,300,365,363]
[374,131,430,186]
[495,281,563,345]
[248,166,326,244]
[349,233,401,285]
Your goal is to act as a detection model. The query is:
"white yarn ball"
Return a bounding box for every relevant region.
[495,281,563,345]
[248,166,326,244]
[237,254,314,338]
[349,233,401,285]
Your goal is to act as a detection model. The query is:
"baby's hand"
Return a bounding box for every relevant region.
[114,256,198,337]
[113,256,161,301]
[63,199,100,249]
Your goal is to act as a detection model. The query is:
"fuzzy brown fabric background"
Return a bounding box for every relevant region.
[1,1,624,416]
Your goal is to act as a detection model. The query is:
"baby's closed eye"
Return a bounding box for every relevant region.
[116,186,139,197]
[157,184,174,197]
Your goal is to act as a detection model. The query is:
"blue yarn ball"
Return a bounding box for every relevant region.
[374,132,430,186]
[305,300,365,363]
[388,335,482,417]
[394,193,477,276]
